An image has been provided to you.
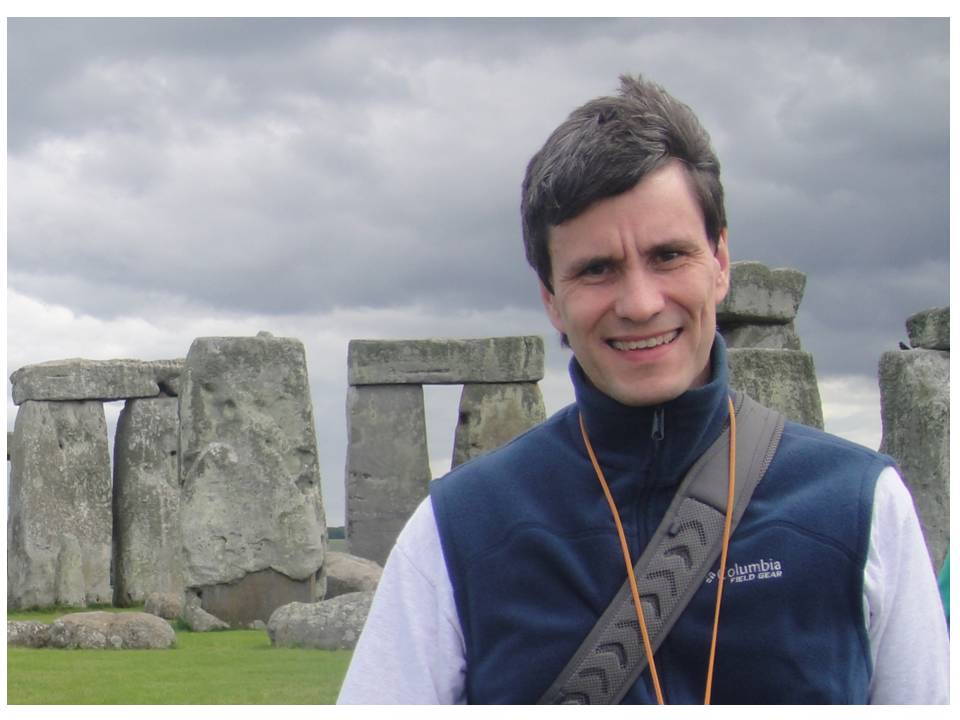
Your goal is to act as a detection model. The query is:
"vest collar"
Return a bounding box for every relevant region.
[570,333,731,487]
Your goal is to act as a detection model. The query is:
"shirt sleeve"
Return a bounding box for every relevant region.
[337,497,467,704]
[864,465,950,704]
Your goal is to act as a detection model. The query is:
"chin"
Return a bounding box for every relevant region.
[608,384,686,408]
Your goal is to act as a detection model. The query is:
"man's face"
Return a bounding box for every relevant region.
[540,161,730,407]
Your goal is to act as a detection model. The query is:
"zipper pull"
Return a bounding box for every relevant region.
[651,406,665,446]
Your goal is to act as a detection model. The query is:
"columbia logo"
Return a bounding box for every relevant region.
[705,558,783,585]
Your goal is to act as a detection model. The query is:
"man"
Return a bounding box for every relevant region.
[338,75,949,704]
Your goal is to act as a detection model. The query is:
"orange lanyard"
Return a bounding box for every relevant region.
[577,395,737,705]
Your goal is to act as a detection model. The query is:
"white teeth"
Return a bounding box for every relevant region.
[610,330,679,351]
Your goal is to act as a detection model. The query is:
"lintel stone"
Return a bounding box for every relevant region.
[10,358,184,405]
[348,336,544,385]
[906,307,949,351]
[717,262,806,324]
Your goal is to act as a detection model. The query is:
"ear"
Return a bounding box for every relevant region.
[714,229,731,303]
[539,280,565,335]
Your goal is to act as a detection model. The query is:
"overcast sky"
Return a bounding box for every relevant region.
[6,18,950,526]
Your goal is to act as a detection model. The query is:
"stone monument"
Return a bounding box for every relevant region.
[718,261,824,428]
[878,307,950,570]
[346,336,545,565]
[113,396,183,605]
[179,333,327,626]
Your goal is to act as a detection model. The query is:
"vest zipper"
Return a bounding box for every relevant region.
[651,406,665,450]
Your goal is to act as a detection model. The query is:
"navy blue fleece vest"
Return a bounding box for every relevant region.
[430,337,889,704]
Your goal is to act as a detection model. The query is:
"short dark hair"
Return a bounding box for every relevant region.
[521,74,726,293]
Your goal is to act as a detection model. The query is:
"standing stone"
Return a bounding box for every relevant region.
[346,385,430,566]
[879,348,949,571]
[727,349,824,429]
[452,383,546,467]
[7,401,112,609]
[113,396,182,606]
[179,335,326,627]
[54,535,86,607]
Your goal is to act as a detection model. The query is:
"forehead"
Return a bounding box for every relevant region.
[548,162,708,259]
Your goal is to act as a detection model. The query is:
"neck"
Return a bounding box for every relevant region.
[570,333,730,488]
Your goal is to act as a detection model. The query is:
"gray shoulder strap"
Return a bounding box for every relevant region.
[538,393,785,705]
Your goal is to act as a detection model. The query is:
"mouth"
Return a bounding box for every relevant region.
[608,329,680,351]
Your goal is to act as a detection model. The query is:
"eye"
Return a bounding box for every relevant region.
[654,248,685,266]
[581,261,610,277]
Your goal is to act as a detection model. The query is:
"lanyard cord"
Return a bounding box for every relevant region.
[577,395,737,705]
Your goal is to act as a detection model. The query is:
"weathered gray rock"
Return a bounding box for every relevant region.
[192,568,323,627]
[267,592,374,650]
[717,262,806,324]
[907,307,949,351]
[7,401,112,609]
[324,551,383,599]
[452,382,546,467]
[179,335,326,627]
[54,535,86,607]
[144,592,184,620]
[879,349,950,570]
[348,336,545,385]
[727,349,824,429]
[113,397,183,606]
[8,621,51,648]
[346,385,430,566]
[719,322,801,350]
[183,601,230,632]
[47,612,175,649]
[10,358,183,405]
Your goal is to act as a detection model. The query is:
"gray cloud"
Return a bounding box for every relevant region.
[7,19,949,524]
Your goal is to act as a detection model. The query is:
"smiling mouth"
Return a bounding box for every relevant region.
[609,330,680,351]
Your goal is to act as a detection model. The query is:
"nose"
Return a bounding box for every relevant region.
[613,266,665,322]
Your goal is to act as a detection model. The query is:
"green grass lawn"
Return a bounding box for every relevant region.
[8,607,352,704]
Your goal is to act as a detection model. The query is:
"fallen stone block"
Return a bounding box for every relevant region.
[717,262,806,324]
[47,612,175,649]
[727,348,824,429]
[879,348,950,570]
[179,335,326,627]
[348,336,545,385]
[7,621,51,648]
[7,400,112,609]
[906,307,949,351]
[10,358,183,405]
[183,602,230,632]
[346,385,430,566]
[452,382,546,467]
[324,551,383,599]
[144,592,185,621]
[267,592,374,650]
